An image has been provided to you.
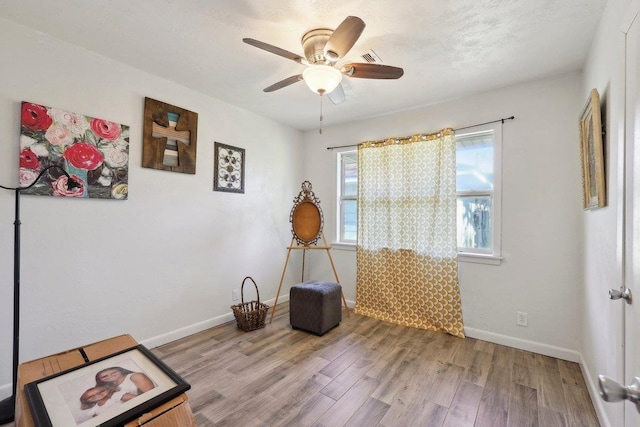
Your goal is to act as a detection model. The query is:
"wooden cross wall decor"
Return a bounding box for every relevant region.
[142,97,198,174]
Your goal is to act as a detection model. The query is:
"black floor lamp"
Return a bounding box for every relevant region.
[0,165,80,423]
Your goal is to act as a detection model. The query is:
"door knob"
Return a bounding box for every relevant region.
[609,286,632,304]
[598,375,640,413]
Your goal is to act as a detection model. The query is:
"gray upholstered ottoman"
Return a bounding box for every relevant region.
[290,280,342,335]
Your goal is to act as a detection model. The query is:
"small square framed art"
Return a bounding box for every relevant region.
[213,142,245,193]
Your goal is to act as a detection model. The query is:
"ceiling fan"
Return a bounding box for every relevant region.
[243,16,404,106]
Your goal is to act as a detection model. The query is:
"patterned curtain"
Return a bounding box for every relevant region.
[354,128,465,338]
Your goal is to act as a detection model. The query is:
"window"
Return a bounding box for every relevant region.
[335,123,502,263]
[455,123,502,261]
[337,151,358,243]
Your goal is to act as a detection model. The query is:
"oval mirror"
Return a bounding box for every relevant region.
[292,201,322,244]
[289,181,324,246]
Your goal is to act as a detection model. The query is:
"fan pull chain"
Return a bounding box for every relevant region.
[319,94,323,134]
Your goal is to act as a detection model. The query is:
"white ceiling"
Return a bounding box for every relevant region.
[0,0,607,131]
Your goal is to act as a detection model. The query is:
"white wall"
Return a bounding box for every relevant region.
[580,0,634,426]
[0,6,628,421]
[302,71,585,359]
[0,18,304,397]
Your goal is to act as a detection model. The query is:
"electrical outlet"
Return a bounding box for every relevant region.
[232,289,240,302]
[517,311,528,327]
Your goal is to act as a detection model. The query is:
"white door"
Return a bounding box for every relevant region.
[599,5,640,426]
[624,6,640,426]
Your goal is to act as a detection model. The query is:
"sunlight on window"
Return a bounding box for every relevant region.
[456,130,494,253]
[338,151,358,243]
[336,124,501,262]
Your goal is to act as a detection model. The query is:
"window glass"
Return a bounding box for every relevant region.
[456,132,493,192]
[457,196,492,250]
[342,199,357,242]
[455,128,497,255]
[342,154,357,196]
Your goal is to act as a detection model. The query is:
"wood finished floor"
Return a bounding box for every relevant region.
[151,303,600,427]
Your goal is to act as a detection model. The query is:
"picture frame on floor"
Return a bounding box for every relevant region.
[24,345,190,427]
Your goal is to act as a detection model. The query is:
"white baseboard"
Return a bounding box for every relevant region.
[578,353,611,427]
[140,295,358,350]
[140,294,291,349]
[463,327,581,362]
[140,312,235,349]
[142,304,575,360]
[464,327,610,426]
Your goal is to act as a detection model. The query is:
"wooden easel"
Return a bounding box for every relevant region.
[269,232,350,323]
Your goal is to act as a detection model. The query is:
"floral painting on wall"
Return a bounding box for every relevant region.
[19,101,130,199]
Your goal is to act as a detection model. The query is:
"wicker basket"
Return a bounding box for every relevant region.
[231,276,270,332]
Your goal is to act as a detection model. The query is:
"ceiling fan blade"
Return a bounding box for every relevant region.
[343,63,404,79]
[263,74,304,92]
[243,38,307,64]
[324,16,365,61]
[328,83,345,105]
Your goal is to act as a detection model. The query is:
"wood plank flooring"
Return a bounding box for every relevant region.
[151,303,600,426]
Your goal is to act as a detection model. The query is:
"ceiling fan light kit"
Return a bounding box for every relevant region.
[243,16,403,130]
[302,65,342,94]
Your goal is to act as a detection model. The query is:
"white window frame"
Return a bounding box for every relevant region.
[456,122,502,265]
[335,149,357,247]
[333,123,503,265]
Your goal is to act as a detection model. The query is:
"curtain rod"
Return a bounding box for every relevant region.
[325,115,515,150]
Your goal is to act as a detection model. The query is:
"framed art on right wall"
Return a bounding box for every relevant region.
[579,88,606,209]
